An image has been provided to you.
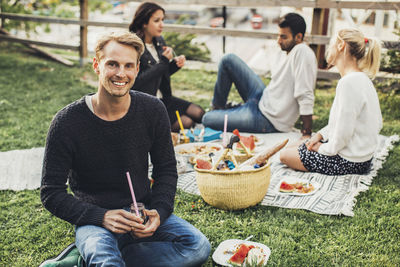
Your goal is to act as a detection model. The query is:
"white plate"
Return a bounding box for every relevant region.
[276,177,320,196]
[212,239,271,267]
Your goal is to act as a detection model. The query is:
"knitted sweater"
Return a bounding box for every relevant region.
[40,91,177,226]
[318,72,382,162]
[258,43,317,132]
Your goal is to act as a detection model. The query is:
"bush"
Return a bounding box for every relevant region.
[163,16,211,62]
[380,29,400,73]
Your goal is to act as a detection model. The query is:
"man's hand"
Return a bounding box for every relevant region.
[305,133,323,152]
[131,209,160,238]
[162,46,173,61]
[174,55,186,68]
[102,209,145,234]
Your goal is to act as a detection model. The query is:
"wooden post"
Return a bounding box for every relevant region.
[0,1,4,28]
[222,5,226,54]
[79,0,88,67]
[310,8,330,69]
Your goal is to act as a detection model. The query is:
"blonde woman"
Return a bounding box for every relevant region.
[280,28,382,175]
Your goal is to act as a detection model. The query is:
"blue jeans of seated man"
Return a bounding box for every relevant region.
[75,214,211,267]
[202,53,278,133]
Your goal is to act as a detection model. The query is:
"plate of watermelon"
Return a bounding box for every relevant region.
[212,239,270,266]
[276,177,320,196]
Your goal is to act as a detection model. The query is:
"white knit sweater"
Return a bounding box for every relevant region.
[318,72,382,162]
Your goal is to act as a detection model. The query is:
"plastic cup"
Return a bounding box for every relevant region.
[130,202,148,224]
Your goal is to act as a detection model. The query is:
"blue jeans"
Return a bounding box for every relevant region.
[202,53,278,133]
[75,214,211,267]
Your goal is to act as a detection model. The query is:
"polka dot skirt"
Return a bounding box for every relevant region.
[298,143,372,176]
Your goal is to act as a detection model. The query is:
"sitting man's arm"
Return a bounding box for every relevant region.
[149,99,178,225]
[40,113,107,227]
[293,45,317,140]
[300,114,312,139]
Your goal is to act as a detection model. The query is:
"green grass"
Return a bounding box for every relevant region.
[0,42,399,266]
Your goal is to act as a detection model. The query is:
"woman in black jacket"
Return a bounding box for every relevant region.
[129,2,205,132]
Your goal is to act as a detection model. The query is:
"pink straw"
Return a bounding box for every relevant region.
[126,171,139,216]
[223,114,228,146]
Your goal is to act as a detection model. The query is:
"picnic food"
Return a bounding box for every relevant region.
[279,181,315,194]
[245,247,268,266]
[171,132,179,146]
[233,129,256,153]
[196,158,212,170]
[228,244,255,266]
[176,144,221,155]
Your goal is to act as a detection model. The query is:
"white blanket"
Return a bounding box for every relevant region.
[177,133,399,216]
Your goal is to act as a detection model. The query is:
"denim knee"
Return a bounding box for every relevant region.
[76,225,125,267]
[220,53,239,69]
[193,232,211,266]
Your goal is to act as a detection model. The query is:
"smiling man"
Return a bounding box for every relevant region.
[202,13,317,138]
[41,31,210,267]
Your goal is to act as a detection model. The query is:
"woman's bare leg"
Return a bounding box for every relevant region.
[280,143,308,172]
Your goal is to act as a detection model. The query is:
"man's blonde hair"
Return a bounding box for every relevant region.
[95,31,144,63]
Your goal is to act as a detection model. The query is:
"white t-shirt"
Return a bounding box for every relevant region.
[258,43,317,132]
[318,72,382,162]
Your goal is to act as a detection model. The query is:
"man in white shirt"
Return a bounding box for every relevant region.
[202,13,317,138]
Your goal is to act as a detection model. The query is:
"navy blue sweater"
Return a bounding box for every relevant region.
[41,91,177,226]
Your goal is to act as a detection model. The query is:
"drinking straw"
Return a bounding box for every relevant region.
[126,171,139,217]
[223,114,228,146]
[175,110,186,137]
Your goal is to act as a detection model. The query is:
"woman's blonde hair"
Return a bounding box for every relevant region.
[95,31,144,64]
[336,28,381,78]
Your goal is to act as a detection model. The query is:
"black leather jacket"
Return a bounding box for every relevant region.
[132,36,180,102]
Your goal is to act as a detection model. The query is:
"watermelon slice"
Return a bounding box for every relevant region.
[228,244,255,266]
[196,159,212,170]
[279,181,295,192]
[236,135,256,152]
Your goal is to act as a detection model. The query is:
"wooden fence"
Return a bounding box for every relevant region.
[0,0,399,79]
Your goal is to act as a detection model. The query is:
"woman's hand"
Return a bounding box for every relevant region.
[174,55,186,68]
[305,133,323,152]
[131,209,160,238]
[162,46,173,61]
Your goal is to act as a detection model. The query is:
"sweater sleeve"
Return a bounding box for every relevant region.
[40,111,107,226]
[148,101,178,223]
[169,60,180,76]
[292,45,317,115]
[318,78,362,156]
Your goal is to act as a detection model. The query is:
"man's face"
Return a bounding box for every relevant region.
[93,40,139,97]
[277,27,297,53]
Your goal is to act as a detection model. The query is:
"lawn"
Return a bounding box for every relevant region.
[0,42,399,266]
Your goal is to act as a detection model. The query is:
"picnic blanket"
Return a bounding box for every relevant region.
[1,133,398,217]
[177,133,399,216]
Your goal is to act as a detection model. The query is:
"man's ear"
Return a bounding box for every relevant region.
[93,57,100,75]
[295,33,303,44]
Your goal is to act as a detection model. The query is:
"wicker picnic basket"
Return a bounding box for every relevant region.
[194,162,271,210]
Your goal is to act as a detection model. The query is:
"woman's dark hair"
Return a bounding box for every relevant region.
[278,13,306,40]
[128,2,165,40]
